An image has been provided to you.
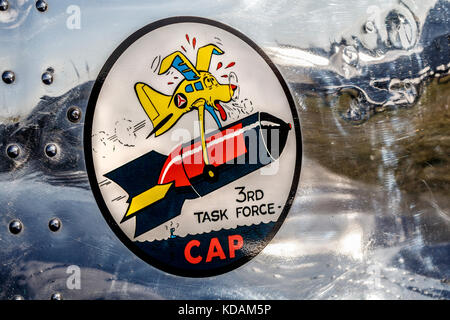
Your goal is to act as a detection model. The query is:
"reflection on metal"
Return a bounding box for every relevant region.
[270,0,449,124]
[0,0,448,299]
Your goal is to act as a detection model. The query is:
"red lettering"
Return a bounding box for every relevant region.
[228,234,243,258]
[184,235,244,264]
[184,240,202,264]
[205,237,226,262]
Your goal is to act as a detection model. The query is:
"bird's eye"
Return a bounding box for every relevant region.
[203,77,213,88]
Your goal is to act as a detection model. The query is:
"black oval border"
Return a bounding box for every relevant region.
[84,16,302,278]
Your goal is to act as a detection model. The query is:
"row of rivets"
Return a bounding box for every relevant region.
[8,218,61,234]
[5,105,82,159]
[6,0,63,302]
[0,1,47,12]
[9,217,61,300]
[2,2,50,85]
[6,143,59,158]
[2,69,54,85]
[11,293,62,300]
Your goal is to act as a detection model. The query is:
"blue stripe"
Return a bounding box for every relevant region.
[172,56,199,80]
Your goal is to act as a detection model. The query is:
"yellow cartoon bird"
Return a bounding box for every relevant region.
[134,44,238,178]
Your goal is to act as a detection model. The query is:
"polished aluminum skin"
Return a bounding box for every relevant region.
[0,0,448,299]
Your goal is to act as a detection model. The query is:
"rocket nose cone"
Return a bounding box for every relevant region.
[259,112,291,160]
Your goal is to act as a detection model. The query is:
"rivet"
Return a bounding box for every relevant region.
[35,0,47,12]
[45,143,57,157]
[51,293,62,300]
[48,218,61,232]
[11,295,24,300]
[0,0,9,11]
[342,45,358,65]
[9,220,22,235]
[2,70,15,84]
[364,21,376,33]
[41,70,53,85]
[67,106,82,123]
[6,144,20,158]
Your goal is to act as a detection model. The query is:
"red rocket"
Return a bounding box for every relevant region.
[105,112,291,237]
